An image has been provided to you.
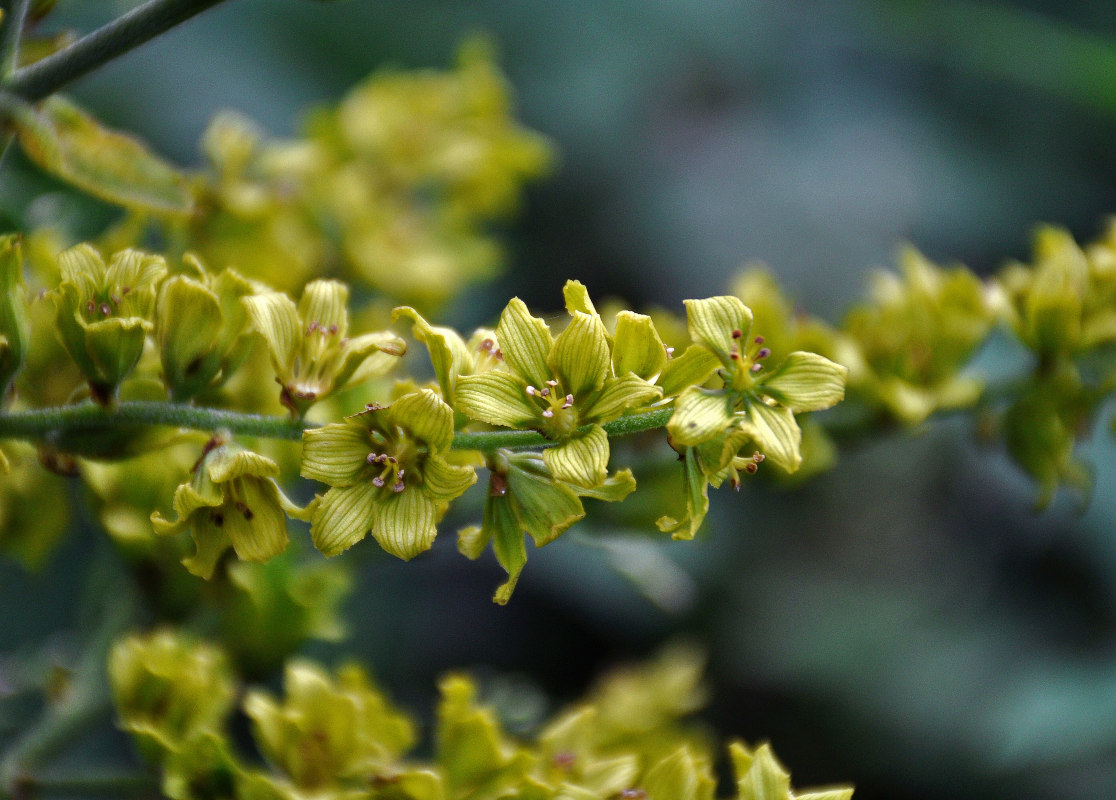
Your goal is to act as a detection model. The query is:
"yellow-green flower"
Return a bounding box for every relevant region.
[243,660,415,792]
[243,279,405,416]
[156,255,255,401]
[660,296,846,538]
[456,286,662,490]
[152,437,301,579]
[109,630,235,759]
[301,389,477,558]
[729,741,853,800]
[51,244,167,404]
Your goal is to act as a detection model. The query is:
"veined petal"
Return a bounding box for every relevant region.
[205,447,280,483]
[107,249,167,298]
[456,372,540,429]
[490,497,528,605]
[297,279,349,336]
[613,311,667,380]
[733,743,791,800]
[668,387,735,447]
[371,488,437,560]
[394,305,473,400]
[759,351,847,412]
[684,295,753,368]
[495,297,553,388]
[457,523,490,561]
[333,331,406,389]
[83,316,147,387]
[182,521,231,580]
[311,482,379,557]
[655,447,709,540]
[387,389,455,452]
[301,423,371,486]
[505,456,584,546]
[549,311,610,399]
[242,292,301,374]
[543,425,608,489]
[58,243,105,291]
[575,467,636,502]
[586,374,662,423]
[562,279,598,316]
[659,345,719,397]
[421,455,477,504]
[222,479,289,563]
[743,401,802,474]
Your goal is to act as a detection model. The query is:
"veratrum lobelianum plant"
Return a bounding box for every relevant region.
[2,2,1115,800]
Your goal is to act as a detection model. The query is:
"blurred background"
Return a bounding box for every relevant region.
[6,1,1116,798]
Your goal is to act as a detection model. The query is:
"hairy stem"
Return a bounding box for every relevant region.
[5,0,232,101]
[13,772,158,798]
[0,402,676,451]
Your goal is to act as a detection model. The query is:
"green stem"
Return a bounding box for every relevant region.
[5,0,232,101]
[450,407,674,451]
[0,401,312,441]
[0,402,676,451]
[0,0,31,78]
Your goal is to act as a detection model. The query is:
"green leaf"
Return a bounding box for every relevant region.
[549,310,610,399]
[613,310,667,380]
[11,96,194,214]
[456,371,540,429]
[495,297,553,388]
[684,295,753,368]
[759,351,847,412]
[543,424,609,489]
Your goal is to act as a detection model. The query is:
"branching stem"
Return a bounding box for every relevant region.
[5,0,232,101]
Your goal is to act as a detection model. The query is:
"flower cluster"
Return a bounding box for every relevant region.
[110,630,854,800]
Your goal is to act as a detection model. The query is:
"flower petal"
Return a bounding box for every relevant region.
[311,482,379,557]
[667,387,735,447]
[586,374,662,424]
[759,351,847,412]
[394,305,474,401]
[495,297,553,388]
[421,455,477,504]
[243,292,301,374]
[655,447,709,541]
[743,401,802,474]
[371,488,437,560]
[613,311,667,381]
[658,345,720,397]
[543,425,608,489]
[490,497,528,605]
[387,389,456,452]
[301,422,371,486]
[549,311,610,399]
[575,467,636,502]
[505,454,584,546]
[205,446,280,483]
[684,295,753,369]
[562,279,598,316]
[456,371,540,429]
[222,479,289,563]
[297,279,349,336]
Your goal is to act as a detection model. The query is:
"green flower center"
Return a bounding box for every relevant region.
[524,379,578,438]
[365,429,420,493]
[290,319,345,399]
[725,331,771,392]
[81,284,131,322]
